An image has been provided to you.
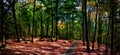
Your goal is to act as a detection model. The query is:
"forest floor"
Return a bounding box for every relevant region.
[0,38,111,55]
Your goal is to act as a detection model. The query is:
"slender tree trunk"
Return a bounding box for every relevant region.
[82,6,85,45]
[32,0,36,43]
[40,15,43,39]
[51,0,54,41]
[71,14,74,39]
[105,11,111,53]
[82,19,85,46]
[28,23,30,37]
[83,0,90,52]
[98,13,102,49]
[18,10,22,40]
[55,0,59,41]
[110,0,116,55]
[66,15,69,40]
[1,0,6,48]
[92,0,98,51]
[46,17,49,38]
[12,0,20,42]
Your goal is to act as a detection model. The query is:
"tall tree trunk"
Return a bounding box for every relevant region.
[40,15,43,39]
[12,0,20,42]
[71,14,74,39]
[46,17,49,38]
[105,11,110,53]
[82,19,85,45]
[66,15,69,40]
[92,0,99,51]
[18,10,22,40]
[82,6,85,45]
[83,0,90,52]
[98,12,102,49]
[32,0,36,43]
[51,0,54,41]
[28,23,30,38]
[110,0,116,54]
[0,0,6,48]
[55,0,59,41]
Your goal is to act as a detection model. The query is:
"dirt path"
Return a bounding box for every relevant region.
[62,40,79,55]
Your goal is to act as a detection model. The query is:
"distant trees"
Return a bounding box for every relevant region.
[1,1,120,54]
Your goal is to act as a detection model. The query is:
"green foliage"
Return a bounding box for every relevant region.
[4,0,119,43]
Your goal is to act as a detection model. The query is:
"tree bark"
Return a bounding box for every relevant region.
[12,0,20,42]
[32,0,36,43]
[0,0,6,48]
[55,0,59,41]
[83,0,90,52]
[51,0,54,41]
[110,0,116,54]
[46,17,49,38]
[82,6,85,46]
[40,15,43,39]
[98,13,102,49]
[92,0,99,51]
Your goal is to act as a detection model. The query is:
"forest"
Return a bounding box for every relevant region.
[0,0,120,55]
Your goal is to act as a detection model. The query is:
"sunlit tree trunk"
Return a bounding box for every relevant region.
[83,0,90,52]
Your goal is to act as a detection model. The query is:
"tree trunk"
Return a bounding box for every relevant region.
[40,15,43,39]
[18,11,22,40]
[98,13,102,49]
[55,0,59,41]
[0,0,6,48]
[51,0,53,41]
[92,0,99,51]
[82,6,85,46]
[110,0,116,54]
[12,0,20,42]
[66,15,69,40]
[32,0,36,43]
[105,11,111,53]
[46,17,49,38]
[83,0,90,52]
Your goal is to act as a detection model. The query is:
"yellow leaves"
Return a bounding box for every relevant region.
[57,21,65,30]
[28,0,34,3]
[87,1,96,6]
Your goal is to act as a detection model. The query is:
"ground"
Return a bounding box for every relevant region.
[0,38,110,55]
